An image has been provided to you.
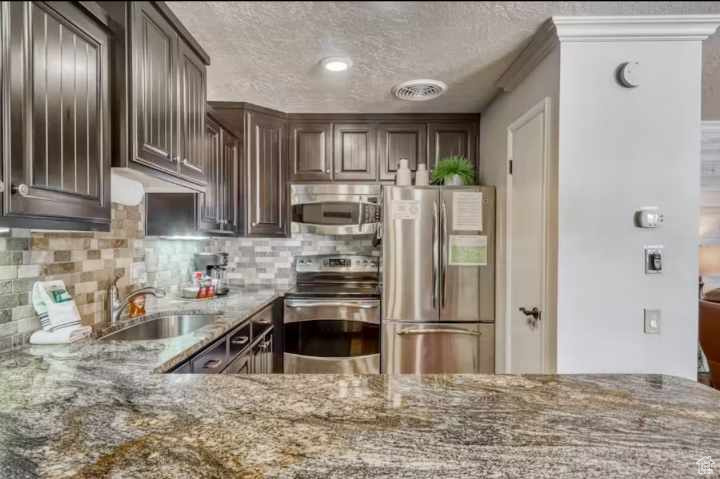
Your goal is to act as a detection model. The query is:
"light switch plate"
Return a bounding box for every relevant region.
[644,309,661,334]
[644,245,663,274]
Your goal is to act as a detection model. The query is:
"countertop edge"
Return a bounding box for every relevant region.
[151,292,285,374]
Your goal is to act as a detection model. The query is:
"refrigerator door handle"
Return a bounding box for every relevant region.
[441,201,448,308]
[432,201,439,309]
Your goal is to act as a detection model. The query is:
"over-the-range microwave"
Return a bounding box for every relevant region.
[290,184,382,235]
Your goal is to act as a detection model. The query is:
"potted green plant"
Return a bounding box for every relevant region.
[431,156,475,186]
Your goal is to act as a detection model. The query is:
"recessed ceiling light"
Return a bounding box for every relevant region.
[321,57,352,72]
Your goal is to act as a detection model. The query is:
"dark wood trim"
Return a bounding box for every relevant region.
[152,1,210,65]
[0,214,110,232]
[209,101,286,119]
[288,113,481,122]
[207,104,241,137]
[73,1,111,27]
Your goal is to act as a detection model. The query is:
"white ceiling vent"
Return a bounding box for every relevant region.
[392,79,447,101]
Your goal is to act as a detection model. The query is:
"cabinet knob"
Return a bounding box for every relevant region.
[325,169,330,174]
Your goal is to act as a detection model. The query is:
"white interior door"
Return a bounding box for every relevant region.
[507,99,551,374]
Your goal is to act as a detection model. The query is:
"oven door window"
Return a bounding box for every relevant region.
[285,320,379,357]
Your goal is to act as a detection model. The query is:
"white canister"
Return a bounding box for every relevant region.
[415,163,430,186]
[395,158,412,186]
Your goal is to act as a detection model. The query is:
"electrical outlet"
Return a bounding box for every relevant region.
[644,309,661,334]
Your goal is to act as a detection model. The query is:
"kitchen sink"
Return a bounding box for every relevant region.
[100,314,219,341]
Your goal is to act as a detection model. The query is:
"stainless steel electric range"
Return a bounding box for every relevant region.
[283,254,380,374]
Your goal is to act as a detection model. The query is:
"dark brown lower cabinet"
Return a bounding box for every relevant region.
[0,1,111,230]
[198,115,238,235]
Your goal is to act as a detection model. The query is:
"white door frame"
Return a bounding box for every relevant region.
[504,97,554,373]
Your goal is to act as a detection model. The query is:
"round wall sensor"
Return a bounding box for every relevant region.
[617,62,640,88]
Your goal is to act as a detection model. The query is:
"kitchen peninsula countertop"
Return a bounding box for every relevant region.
[1,287,719,478]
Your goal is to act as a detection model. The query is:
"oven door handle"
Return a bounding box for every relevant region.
[285,301,378,309]
[398,328,481,336]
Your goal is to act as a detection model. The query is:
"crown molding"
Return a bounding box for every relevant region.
[552,15,720,42]
[496,15,720,93]
[496,20,558,93]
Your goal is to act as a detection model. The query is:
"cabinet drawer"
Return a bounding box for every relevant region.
[227,321,251,357]
[190,337,227,373]
[251,305,273,339]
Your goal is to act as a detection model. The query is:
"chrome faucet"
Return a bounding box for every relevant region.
[107,275,166,325]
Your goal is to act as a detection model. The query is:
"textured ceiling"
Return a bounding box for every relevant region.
[168,1,720,115]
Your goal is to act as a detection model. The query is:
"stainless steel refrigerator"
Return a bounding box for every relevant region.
[381,185,495,374]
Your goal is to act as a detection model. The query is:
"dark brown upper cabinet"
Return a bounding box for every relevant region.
[178,41,207,183]
[198,114,237,235]
[246,111,287,237]
[377,123,427,181]
[333,123,377,181]
[0,1,111,231]
[428,122,478,170]
[220,129,239,233]
[208,102,289,238]
[106,1,210,191]
[289,122,333,182]
[197,117,221,234]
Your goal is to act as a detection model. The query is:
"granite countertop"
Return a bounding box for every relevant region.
[1,287,720,478]
[98,284,289,372]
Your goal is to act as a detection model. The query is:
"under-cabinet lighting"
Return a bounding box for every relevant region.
[156,235,210,241]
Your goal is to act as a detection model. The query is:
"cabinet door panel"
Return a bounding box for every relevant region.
[334,123,376,181]
[221,131,238,232]
[4,1,110,226]
[428,122,476,170]
[378,123,427,181]
[289,122,332,181]
[178,42,207,183]
[133,2,177,171]
[247,113,287,237]
[198,117,221,232]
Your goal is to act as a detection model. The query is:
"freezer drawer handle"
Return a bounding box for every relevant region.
[397,329,481,336]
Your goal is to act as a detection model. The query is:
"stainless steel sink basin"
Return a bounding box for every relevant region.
[100,314,218,341]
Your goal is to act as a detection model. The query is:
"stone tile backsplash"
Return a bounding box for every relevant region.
[0,202,377,351]
[207,234,379,286]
